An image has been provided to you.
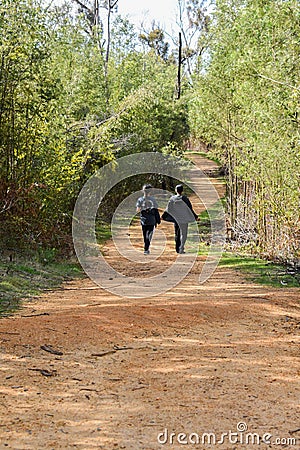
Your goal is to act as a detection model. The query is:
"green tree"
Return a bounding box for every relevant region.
[0,0,190,254]
[189,0,300,262]
[139,24,169,61]
[176,0,210,77]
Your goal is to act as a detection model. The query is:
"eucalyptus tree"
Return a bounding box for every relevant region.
[0,0,59,188]
[139,24,170,61]
[176,0,210,78]
[189,0,300,261]
[0,0,70,246]
[0,0,114,247]
[0,0,191,252]
[110,14,137,62]
[71,0,118,100]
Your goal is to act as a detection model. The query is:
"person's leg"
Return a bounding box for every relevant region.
[174,222,181,253]
[144,225,154,252]
[146,225,155,250]
[142,226,148,251]
[179,223,188,253]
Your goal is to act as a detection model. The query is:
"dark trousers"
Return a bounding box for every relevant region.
[142,225,155,251]
[174,222,188,253]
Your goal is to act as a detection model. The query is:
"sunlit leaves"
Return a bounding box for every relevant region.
[190,0,300,261]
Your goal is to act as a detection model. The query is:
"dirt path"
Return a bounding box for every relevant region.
[0,156,299,450]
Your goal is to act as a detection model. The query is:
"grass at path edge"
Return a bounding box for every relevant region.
[220,252,300,288]
[0,259,84,317]
[0,222,111,317]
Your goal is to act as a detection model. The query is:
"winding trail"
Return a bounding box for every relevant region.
[0,156,299,449]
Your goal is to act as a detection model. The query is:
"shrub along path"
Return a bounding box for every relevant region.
[0,156,299,449]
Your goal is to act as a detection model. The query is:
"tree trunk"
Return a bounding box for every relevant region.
[104,0,118,104]
[177,32,182,99]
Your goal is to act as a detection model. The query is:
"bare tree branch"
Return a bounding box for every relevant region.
[72,0,91,12]
[254,72,300,92]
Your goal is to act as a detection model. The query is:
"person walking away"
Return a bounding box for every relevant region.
[136,184,161,255]
[166,184,198,254]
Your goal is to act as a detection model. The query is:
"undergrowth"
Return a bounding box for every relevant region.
[0,222,111,317]
[219,253,300,288]
[0,258,83,316]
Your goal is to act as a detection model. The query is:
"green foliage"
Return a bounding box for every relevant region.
[111,15,138,59]
[95,221,112,244]
[0,257,83,316]
[90,51,190,158]
[139,26,169,61]
[190,0,300,263]
[220,252,300,288]
[0,0,190,255]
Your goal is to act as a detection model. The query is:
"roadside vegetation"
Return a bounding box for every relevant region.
[0,258,83,316]
[220,253,300,288]
[189,0,300,265]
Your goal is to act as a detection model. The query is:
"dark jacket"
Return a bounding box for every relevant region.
[136,195,161,226]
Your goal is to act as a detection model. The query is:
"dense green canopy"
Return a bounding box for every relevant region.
[189,0,300,262]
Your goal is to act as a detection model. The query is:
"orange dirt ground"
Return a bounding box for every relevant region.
[0,156,299,449]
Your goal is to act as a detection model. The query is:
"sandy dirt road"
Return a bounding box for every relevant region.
[0,156,299,450]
